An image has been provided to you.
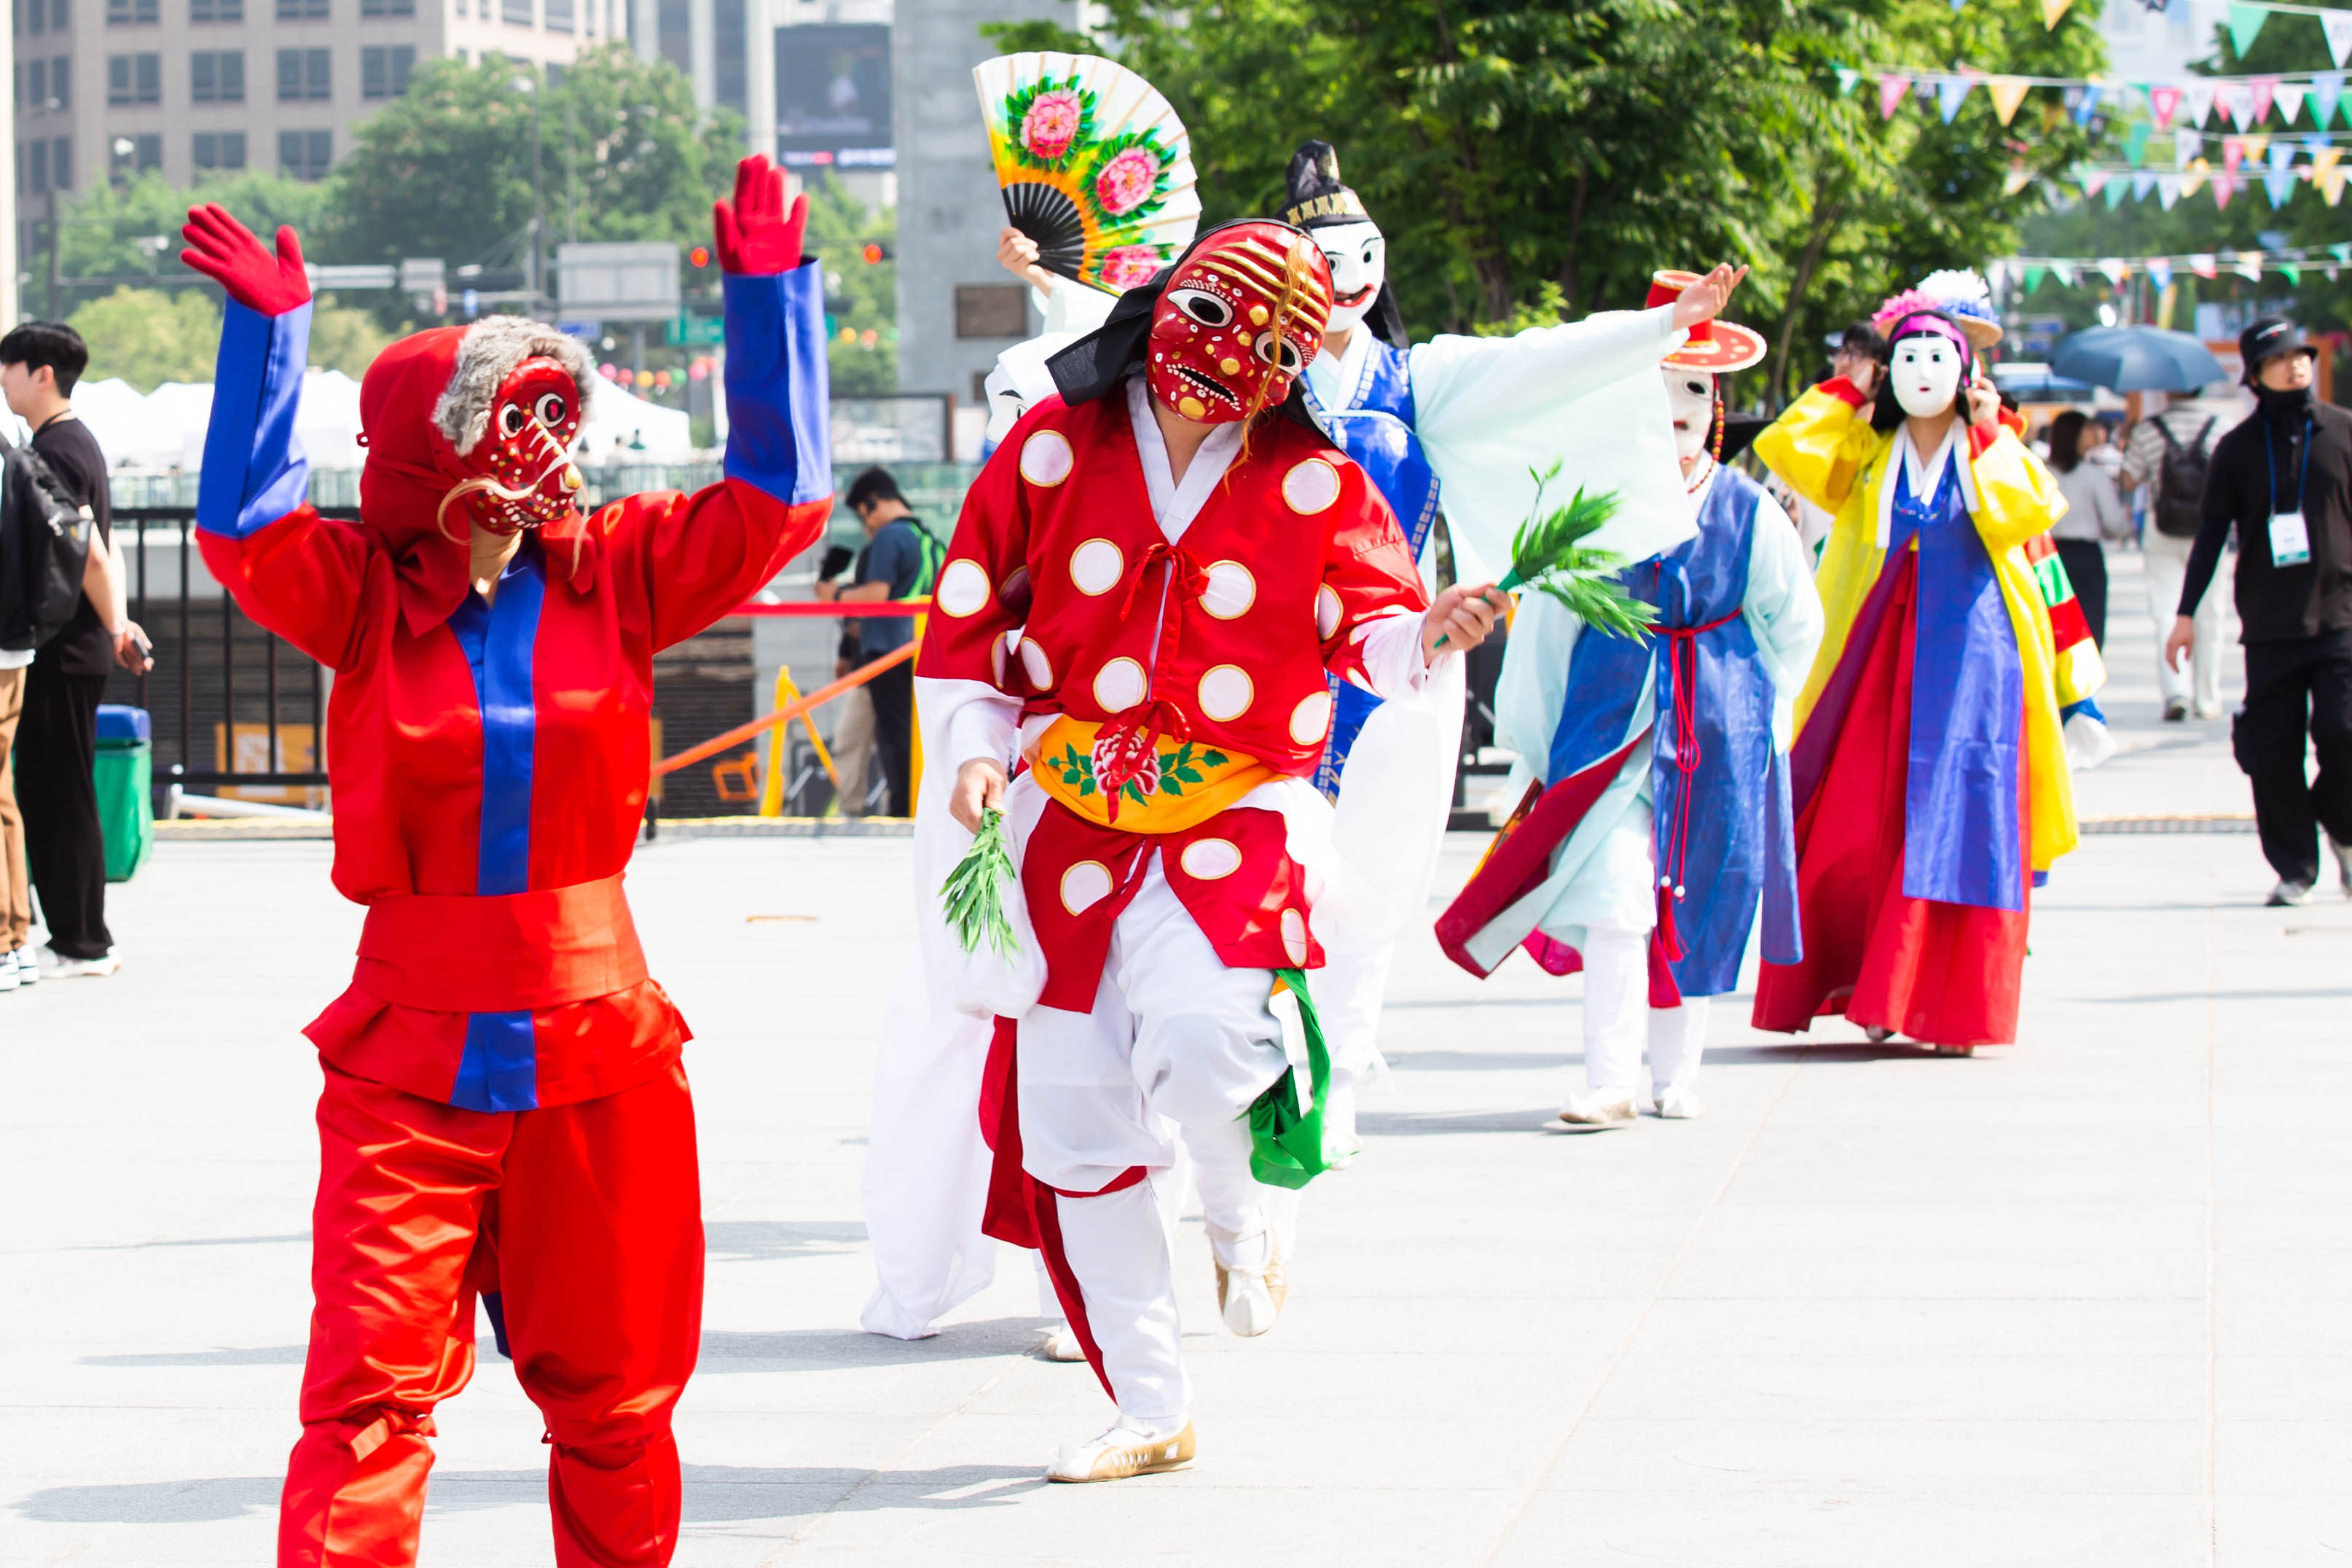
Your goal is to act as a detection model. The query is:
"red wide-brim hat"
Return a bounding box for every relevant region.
[1647,269,1767,372]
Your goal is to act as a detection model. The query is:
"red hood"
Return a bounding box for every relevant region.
[358,324,597,637]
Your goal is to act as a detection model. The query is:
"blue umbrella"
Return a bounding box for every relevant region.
[2047,326,2229,393]
[1993,363,2102,399]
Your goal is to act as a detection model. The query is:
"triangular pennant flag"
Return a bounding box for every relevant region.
[2052,261,2079,286]
[2232,253,2261,278]
[2330,241,2351,260]
[2329,263,2345,279]
[2265,138,2292,168]
[2134,170,2161,198]
[2214,173,2238,208]
[2182,160,2211,195]
[2190,253,2219,278]
[2081,167,2110,195]
[2148,257,2174,289]
[2326,13,2352,68]
[1916,77,1938,104]
[2041,0,2072,28]
[2023,265,2047,293]
[2318,71,2347,127]
[1835,66,1859,96]
[2002,162,2034,195]
[2149,82,2183,130]
[1937,74,1974,122]
[2251,77,2278,124]
[2176,128,2202,167]
[2224,82,2257,131]
[1878,74,1912,119]
[2184,79,2218,126]
[2106,179,2130,208]
[2308,133,2335,159]
[2278,261,2302,281]
[2327,170,2349,205]
[2275,81,2308,125]
[2098,258,2130,285]
[2224,136,2246,172]
[2265,168,2299,205]
[1988,77,2031,125]
[2227,3,2269,58]
[2126,121,2154,165]
[2247,133,2273,163]
[2074,82,2104,125]
[2161,175,2184,209]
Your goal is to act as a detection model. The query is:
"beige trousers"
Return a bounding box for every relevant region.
[831,683,877,815]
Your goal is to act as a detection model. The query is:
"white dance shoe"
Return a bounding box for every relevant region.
[1046,1420,1196,1483]
[1210,1234,1285,1338]
[1653,1085,1706,1119]
[1557,1089,1637,1127]
[1037,1323,1086,1362]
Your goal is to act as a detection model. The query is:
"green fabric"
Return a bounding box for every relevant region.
[94,740,152,884]
[1247,968,1346,1189]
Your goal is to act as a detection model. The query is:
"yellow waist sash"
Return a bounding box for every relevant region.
[1031,716,1274,833]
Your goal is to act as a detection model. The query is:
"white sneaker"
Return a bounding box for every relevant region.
[1654,1084,1705,1119]
[1046,1420,1195,1483]
[1037,1324,1086,1363]
[1922,1042,1976,1057]
[15,949,39,984]
[1557,1089,1637,1127]
[1864,1025,1895,1044]
[0,954,17,993]
[2269,879,2317,907]
[1210,1234,1285,1338]
[39,948,119,978]
[2329,834,2352,895]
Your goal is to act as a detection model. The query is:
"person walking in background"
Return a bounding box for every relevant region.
[813,466,941,816]
[816,542,878,815]
[2166,318,2352,906]
[2124,385,2232,719]
[2047,409,2133,649]
[1,321,149,979]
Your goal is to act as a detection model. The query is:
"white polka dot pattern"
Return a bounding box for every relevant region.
[1290,689,1334,745]
[934,558,991,618]
[1092,656,1146,713]
[1070,538,1124,596]
[1202,560,1256,619]
[1315,584,1343,640]
[1179,837,1242,880]
[1060,861,1113,914]
[1197,665,1252,721]
[1282,457,1341,514]
[1019,638,1054,689]
[1020,428,1075,487]
[1279,907,1310,965]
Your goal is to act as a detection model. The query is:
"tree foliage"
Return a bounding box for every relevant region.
[67,286,221,391]
[1067,0,2106,401]
[801,170,898,393]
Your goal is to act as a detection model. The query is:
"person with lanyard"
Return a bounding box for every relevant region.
[815,466,941,817]
[1436,271,1823,1125]
[2165,317,2352,906]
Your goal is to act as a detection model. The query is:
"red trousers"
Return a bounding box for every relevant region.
[280,1060,704,1568]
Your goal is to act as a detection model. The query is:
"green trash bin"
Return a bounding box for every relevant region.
[95,704,153,883]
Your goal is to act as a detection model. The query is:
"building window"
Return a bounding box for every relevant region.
[108,131,158,177]
[273,0,326,17]
[50,0,64,28]
[499,0,527,24]
[23,58,41,107]
[194,49,241,100]
[542,0,569,28]
[276,45,327,99]
[51,134,69,187]
[106,0,157,20]
[358,0,414,15]
[359,42,409,97]
[106,50,159,103]
[50,54,68,107]
[193,129,244,168]
[191,0,243,19]
[30,137,47,192]
[278,127,329,179]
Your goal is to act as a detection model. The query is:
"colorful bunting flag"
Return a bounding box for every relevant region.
[2318,71,2347,128]
[2148,258,2174,289]
[2251,77,2279,124]
[2149,82,2182,130]
[2098,258,2129,285]
[2224,136,2246,172]
[2133,170,2160,200]
[2326,12,2352,69]
[2227,2,2269,58]
[2105,179,2130,208]
[2278,262,2303,281]
[2125,121,2153,166]
[2052,261,2079,286]
[2159,174,2183,209]
[2264,168,2299,205]
[2081,167,2109,195]
[2214,173,2238,207]
[2232,254,2262,279]
[1879,74,1911,120]
[2275,81,2309,125]
[1834,66,1859,96]
[2326,171,2349,205]
[2190,254,2219,278]
[2331,242,2351,260]
[2002,163,2034,195]
[2023,265,2047,293]
[2223,82,2257,131]
[2176,129,2201,168]
[1937,74,1973,122]
[2041,0,2073,28]
[1988,77,2031,125]
[2184,80,2218,128]
[2266,139,2293,168]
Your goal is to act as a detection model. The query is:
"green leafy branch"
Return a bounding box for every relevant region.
[1500,463,1656,643]
[941,807,1021,962]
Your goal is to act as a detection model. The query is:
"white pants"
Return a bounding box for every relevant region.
[2144,530,2224,712]
[1020,852,1289,1430]
[1580,924,1710,1100]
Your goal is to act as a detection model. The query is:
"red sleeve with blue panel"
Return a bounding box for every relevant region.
[600,259,834,651]
[195,299,378,671]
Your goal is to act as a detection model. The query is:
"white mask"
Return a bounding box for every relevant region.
[1889,335,1964,420]
[1312,219,1386,334]
[1663,366,1715,469]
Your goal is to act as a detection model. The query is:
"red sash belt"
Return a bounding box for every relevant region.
[353,872,647,1014]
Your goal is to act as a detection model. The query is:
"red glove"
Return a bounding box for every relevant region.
[180,203,310,316]
[712,154,807,276]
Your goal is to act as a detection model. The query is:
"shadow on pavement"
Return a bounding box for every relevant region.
[697,1316,1046,1371]
[82,1345,307,1367]
[701,1219,869,1262]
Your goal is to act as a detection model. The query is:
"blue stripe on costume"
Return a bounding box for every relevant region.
[195,299,312,539]
[1307,337,1441,799]
[1898,457,2025,912]
[721,262,833,507]
[444,550,546,1111]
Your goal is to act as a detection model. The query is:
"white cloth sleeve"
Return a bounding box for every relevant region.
[940,681,1022,775]
[1739,490,1827,752]
[1352,607,1435,699]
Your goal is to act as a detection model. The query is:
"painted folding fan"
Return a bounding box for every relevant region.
[972,51,1202,294]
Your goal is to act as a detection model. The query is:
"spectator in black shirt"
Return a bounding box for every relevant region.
[2165,317,2352,904]
[1,321,149,973]
[813,467,941,815]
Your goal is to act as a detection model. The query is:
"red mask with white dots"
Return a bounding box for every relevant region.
[440,355,587,539]
[1145,221,1333,426]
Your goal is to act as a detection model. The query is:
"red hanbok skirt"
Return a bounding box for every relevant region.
[1752,554,2028,1047]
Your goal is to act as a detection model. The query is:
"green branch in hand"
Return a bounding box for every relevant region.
[1500,463,1655,642]
[941,807,1020,961]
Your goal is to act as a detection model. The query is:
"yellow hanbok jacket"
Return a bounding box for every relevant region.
[1753,383,2080,875]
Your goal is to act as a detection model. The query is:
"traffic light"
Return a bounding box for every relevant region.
[689,245,710,268]
[861,242,892,264]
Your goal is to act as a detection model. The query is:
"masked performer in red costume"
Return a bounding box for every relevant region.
[180,156,831,1567]
[917,219,1500,1482]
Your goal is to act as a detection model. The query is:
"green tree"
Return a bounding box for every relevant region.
[43,169,331,318]
[67,286,222,391]
[307,294,398,379]
[801,170,897,393]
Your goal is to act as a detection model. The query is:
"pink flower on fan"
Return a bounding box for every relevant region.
[1094,148,1161,216]
[1020,90,1083,160]
[1099,246,1162,290]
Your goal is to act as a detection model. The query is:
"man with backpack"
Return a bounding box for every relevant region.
[814,466,941,815]
[2123,387,2234,720]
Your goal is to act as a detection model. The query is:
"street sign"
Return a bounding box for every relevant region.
[557,319,602,340]
[556,242,681,323]
[667,313,724,347]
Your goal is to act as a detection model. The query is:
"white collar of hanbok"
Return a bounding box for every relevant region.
[1877,420,1980,549]
[1126,372,1245,544]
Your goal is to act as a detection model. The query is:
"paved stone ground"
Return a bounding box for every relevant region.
[7,552,2350,1567]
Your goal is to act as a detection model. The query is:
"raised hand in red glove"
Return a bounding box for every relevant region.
[711,154,807,276]
[180,203,311,316]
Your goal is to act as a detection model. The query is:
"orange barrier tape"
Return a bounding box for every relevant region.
[651,640,918,778]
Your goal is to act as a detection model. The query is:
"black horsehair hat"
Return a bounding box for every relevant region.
[1278,140,1408,350]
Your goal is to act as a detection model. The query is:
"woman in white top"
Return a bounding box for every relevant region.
[2046,409,2133,648]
